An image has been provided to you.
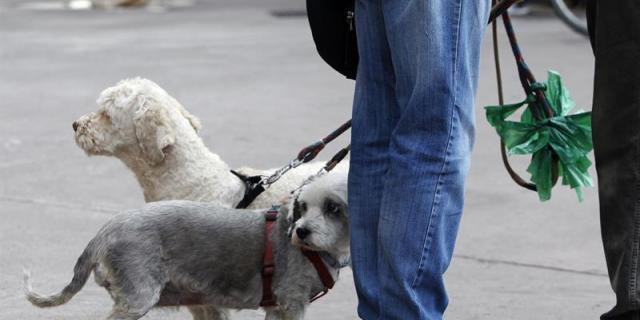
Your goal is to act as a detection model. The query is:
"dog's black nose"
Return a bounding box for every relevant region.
[72,121,79,132]
[296,227,311,240]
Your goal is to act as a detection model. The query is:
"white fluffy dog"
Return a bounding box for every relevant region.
[73,78,334,208]
[73,78,346,319]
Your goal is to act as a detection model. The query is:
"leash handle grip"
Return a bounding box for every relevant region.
[296,119,352,163]
[297,141,326,163]
[325,145,351,171]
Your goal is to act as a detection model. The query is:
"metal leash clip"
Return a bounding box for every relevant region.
[235,122,351,209]
[260,157,305,188]
[291,144,351,197]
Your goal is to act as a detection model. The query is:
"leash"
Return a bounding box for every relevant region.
[490,0,560,191]
[491,0,536,191]
[488,0,519,24]
[234,121,352,209]
[290,144,351,203]
[259,207,337,307]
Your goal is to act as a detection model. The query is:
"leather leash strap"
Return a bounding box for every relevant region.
[260,208,280,307]
[301,248,335,303]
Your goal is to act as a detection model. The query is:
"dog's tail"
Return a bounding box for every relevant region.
[23,244,95,308]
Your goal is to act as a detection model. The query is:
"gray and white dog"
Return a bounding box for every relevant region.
[23,172,349,320]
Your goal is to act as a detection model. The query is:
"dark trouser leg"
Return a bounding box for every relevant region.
[588,1,640,319]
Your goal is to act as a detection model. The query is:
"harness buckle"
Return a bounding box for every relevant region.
[262,264,275,276]
[265,208,279,221]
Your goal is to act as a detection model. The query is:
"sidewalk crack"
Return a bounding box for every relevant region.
[0,194,120,214]
[454,254,607,277]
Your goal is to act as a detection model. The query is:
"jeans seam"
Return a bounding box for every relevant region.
[409,0,463,290]
[410,106,459,289]
[451,0,463,106]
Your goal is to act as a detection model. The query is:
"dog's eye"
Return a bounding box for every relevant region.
[292,200,306,223]
[299,201,307,213]
[325,200,341,216]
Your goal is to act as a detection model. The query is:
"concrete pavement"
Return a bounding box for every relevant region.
[0,1,610,319]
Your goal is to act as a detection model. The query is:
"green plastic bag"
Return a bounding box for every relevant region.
[484,71,593,201]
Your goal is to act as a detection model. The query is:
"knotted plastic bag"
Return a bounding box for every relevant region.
[485,71,593,201]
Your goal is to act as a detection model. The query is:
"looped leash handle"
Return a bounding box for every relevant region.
[499,142,560,192]
[491,0,560,191]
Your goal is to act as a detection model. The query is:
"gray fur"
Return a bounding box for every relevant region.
[23,248,94,307]
[24,174,349,320]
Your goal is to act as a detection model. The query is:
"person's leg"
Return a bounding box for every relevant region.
[375,0,488,318]
[588,1,640,320]
[348,0,401,319]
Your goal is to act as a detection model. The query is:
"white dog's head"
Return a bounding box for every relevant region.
[73,78,201,166]
[289,169,349,264]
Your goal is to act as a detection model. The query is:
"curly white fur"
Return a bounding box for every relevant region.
[74,78,341,209]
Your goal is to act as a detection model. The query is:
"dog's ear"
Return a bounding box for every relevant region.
[282,196,299,239]
[133,97,176,166]
[292,198,302,223]
[176,103,202,132]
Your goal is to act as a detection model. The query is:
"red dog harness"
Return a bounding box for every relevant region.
[259,207,336,307]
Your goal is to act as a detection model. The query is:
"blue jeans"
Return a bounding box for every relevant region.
[348,1,489,319]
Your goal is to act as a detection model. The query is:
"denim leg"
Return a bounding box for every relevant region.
[588,1,640,320]
[350,0,487,319]
[349,0,400,319]
[375,0,488,319]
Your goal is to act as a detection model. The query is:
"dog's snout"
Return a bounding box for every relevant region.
[72,121,79,132]
[296,227,311,240]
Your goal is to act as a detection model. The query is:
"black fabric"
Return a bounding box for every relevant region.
[588,2,640,319]
[306,0,358,79]
[230,170,266,209]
